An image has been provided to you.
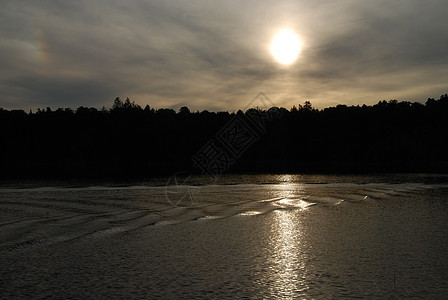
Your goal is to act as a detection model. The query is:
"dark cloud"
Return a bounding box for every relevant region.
[1,0,447,110]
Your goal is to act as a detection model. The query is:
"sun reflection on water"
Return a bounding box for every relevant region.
[269,210,309,297]
[266,177,309,297]
[274,175,310,211]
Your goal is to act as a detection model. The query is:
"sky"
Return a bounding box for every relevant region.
[1,0,447,111]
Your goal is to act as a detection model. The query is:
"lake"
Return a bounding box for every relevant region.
[1,174,448,299]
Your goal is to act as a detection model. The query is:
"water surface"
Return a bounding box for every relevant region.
[1,174,448,298]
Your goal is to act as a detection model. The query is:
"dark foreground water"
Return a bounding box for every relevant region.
[1,174,448,299]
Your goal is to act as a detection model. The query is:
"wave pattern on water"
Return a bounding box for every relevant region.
[0,182,441,252]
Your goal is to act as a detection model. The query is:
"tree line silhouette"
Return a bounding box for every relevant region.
[1,95,447,179]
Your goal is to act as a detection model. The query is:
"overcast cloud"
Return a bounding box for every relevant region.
[1,0,447,110]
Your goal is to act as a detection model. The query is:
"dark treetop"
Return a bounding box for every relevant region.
[1,95,447,179]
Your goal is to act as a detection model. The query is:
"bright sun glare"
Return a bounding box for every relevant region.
[270,29,302,65]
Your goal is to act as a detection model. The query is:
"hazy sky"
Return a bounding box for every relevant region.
[1,0,447,111]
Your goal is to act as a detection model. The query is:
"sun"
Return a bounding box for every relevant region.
[270,29,302,65]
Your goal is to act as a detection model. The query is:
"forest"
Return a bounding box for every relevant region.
[1,94,447,179]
